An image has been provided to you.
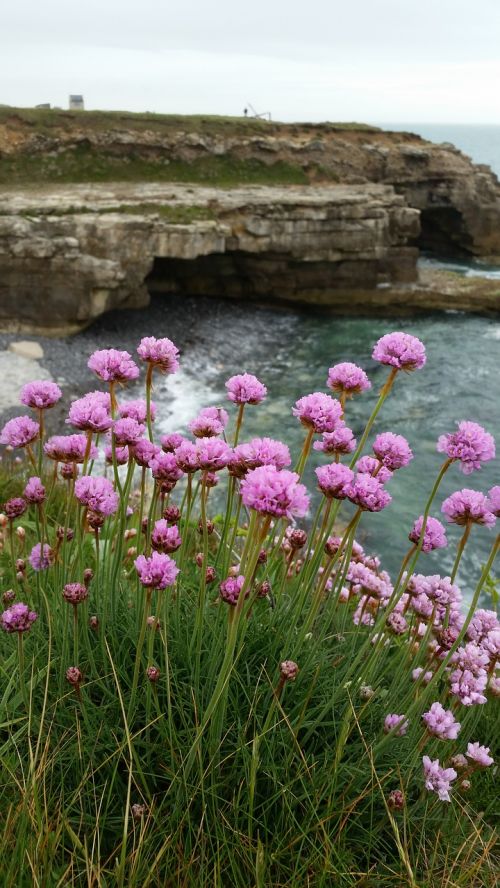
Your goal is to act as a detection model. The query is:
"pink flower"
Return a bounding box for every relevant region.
[149,451,183,482]
[466,609,499,642]
[437,421,495,474]
[88,349,139,382]
[293,392,343,434]
[63,583,88,605]
[348,473,392,512]
[313,424,356,455]
[412,667,433,684]
[67,391,112,432]
[422,702,461,740]
[44,434,98,463]
[29,543,53,571]
[450,642,489,706]
[372,432,413,470]
[1,602,37,633]
[174,440,199,473]
[315,463,354,499]
[151,520,182,553]
[466,742,494,767]
[20,380,62,409]
[134,551,179,589]
[327,362,371,396]
[189,406,229,438]
[112,417,145,445]
[137,337,179,373]
[1,415,39,448]
[104,444,129,465]
[131,438,159,468]
[230,438,291,475]
[119,399,156,423]
[486,485,500,517]
[24,476,46,504]
[4,497,27,519]
[384,714,409,736]
[422,756,457,802]
[219,575,246,605]
[241,465,309,519]
[355,455,393,483]
[225,373,267,405]
[441,489,496,527]
[409,516,448,552]
[195,437,232,472]
[372,332,426,371]
[161,433,186,453]
[74,476,119,516]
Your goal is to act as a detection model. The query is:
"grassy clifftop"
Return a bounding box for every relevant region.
[0,107,380,186]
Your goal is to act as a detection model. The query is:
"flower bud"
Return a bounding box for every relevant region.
[4,498,27,519]
[83,568,94,586]
[195,552,204,567]
[3,589,15,604]
[205,567,216,584]
[16,571,25,582]
[141,518,149,534]
[280,660,299,682]
[127,546,138,559]
[0,513,8,527]
[198,519,214,535]
[387,790,405,810]
[450,753,468,770]
[131,803,147,820]
[124,528,137,540]
[89,615,99,631]
[66,666,83,686]
[257,580,271,598]
[147,615,160,630]
[360,685,374,701]
[459,779,471,792]
[257,549,268,564]
[288,529,307,550]
[163,505,181,524]
[16,526,26,541]
[16,559,26,573]
[204,472,219,488]
[87,511,104,530]
[61,463,77,480]
[146,666,160,683]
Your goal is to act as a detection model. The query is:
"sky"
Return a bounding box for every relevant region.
[2,0,500,124]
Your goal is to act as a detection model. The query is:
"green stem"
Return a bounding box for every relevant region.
[349,367,398,468]
[450,521,472,583]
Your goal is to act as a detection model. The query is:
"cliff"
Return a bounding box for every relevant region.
[1,110,500,329]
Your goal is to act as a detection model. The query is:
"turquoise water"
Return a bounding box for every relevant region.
[379,123,500,177]
[140,303,500,600]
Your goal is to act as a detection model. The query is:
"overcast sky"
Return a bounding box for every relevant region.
[2,0,500,124]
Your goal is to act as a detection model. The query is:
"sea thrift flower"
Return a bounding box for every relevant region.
[412,667,433,684]
[280,660,299,681]
[0,415,39,448]
[174,440,199,473]
[348,473,392,512]
[189,406,229,438]
[292,392,343,433]
[151,520,182,553]
[372,332,426,371]
[4,497,27,519]
[146,666,160,683]
[466,609,499,642]
[422,702,461,740]
[149,451,183,482]
[24,477,46,504]
[422,756,457,802]
[1,602,37,633]
[450,754,468,770]
[327,362,371,396]
[313,424,357,455]
[63,583,88,605]
[372,432,413,470]
[119,399,156,423]
[450,642,489,706]
[112,417,145,445]
[466,742,494,767]
[67,391,112,433]
[44,434,98,463]
[409,516,448,552]
[20,380,62,409]
[137,337,180,373]
[355,457,392,484]
[315,463,354,499]
[386,612,407,634]
[66,667,83,686]
[486,485,500,516]
[132,438,159,467]
[160,433,185,453]
[441,489,496,527]
[437,421,495,474]
[384,714,409,736]
[104,444,129,465]
[88,349,139,383]
[225,373,267,405]
[74,476,119,516]
[219,575,245,606]
[134,551,179,589]
[195,437,232,472]
[29,543,53,571]
[230,438,291,474]
[387,790,405,810]
[241,465,309,519]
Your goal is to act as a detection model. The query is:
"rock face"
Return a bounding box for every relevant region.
[0,183,419,331]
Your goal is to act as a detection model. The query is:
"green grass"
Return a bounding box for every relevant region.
[16,203,217,223]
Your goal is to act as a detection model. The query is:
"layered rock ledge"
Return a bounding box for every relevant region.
[0,183,420,332]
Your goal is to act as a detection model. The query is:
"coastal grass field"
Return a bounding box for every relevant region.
[0,330,498,887]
